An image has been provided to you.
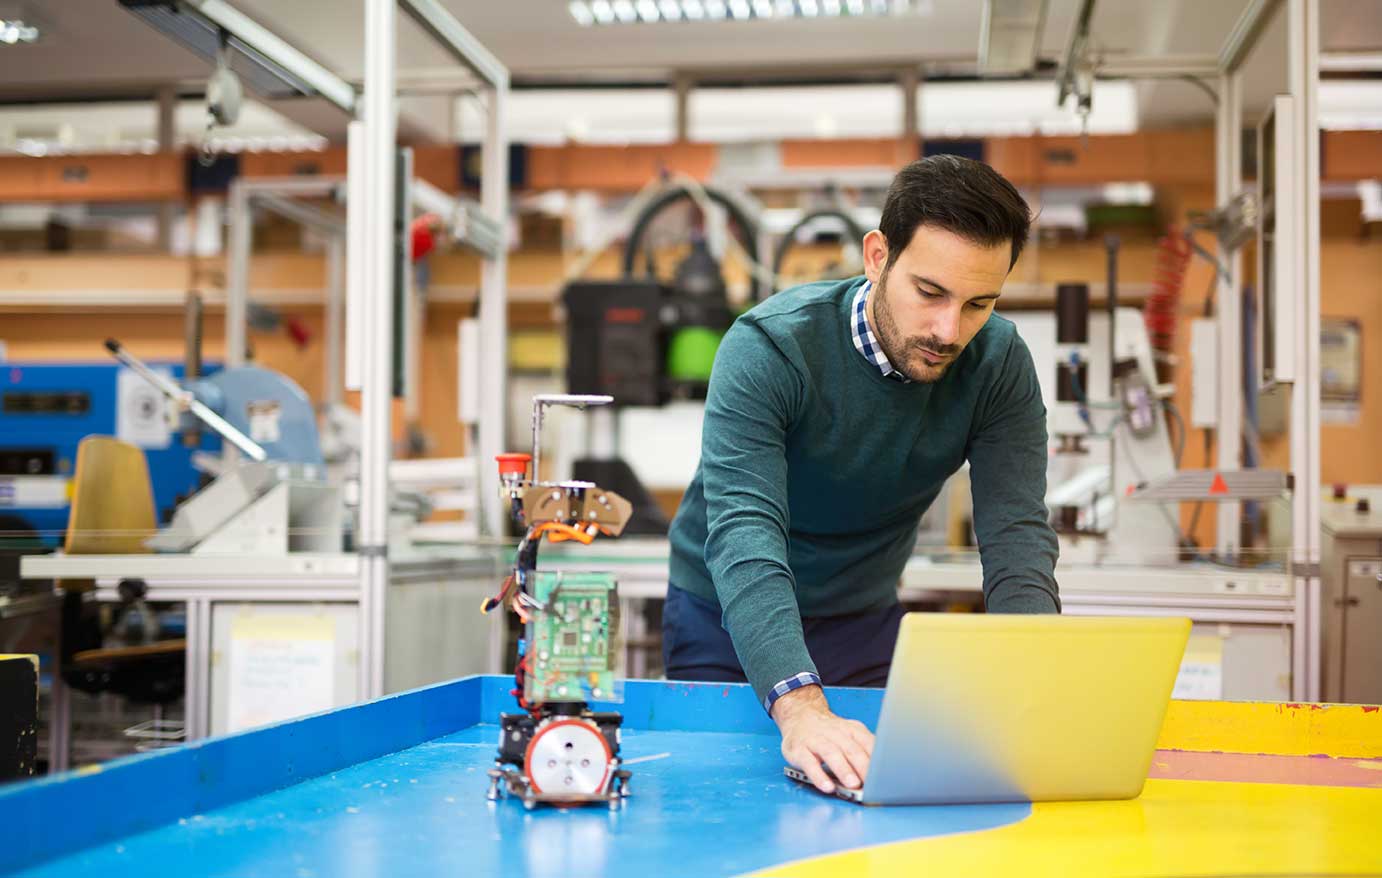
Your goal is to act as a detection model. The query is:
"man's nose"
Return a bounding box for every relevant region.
[933,303,963,347]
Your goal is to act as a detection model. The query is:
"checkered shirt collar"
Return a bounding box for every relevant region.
[850,280,910,383]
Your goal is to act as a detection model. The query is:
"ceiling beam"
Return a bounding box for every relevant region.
[1218,0,1283,74]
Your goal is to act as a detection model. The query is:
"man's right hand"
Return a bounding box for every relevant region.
[771,684,874,794]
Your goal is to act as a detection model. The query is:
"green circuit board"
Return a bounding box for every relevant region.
[524,571,619,703]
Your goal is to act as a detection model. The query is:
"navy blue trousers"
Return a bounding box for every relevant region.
[661,585,905,688]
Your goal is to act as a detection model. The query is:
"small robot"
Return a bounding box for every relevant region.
[484,395,635,810]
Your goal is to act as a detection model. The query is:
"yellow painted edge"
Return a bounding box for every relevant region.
[0,653,39,672]
[748,778,1382,878]
[1156,699,1382,758]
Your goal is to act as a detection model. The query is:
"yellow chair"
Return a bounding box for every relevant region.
[64,435,157,557]
[58,437,185,751]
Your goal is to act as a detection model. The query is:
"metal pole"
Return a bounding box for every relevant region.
[325,235,345,407]
[1304,0,1322,706]
[1105,235,1118,396]
[900,67,920,156]
[1287,0,1322,701]
[478,85,509,537]
[157,84,177,252]
[225,180,251,369]
[400,154,421,422]
[360,0,397,699]
[1213,71,1243,559]
[674,73,692,143]
[346,122,367,392]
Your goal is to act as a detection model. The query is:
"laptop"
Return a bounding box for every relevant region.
[784,613,1191,805]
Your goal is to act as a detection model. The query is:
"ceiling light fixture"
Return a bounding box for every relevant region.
[566,0,930,24]
[569,0,594,25]
[590,0,615,23]
[978,0,1049,76]
[0,19,40,44]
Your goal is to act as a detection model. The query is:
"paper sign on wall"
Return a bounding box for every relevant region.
[1172,633,1224,700]
[116,367,172,449]
[226,613,335,733]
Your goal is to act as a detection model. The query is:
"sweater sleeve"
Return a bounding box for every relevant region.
[966,332,1062,613]
[700,319,818,704]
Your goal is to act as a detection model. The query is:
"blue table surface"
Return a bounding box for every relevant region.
[3,677,1029,877]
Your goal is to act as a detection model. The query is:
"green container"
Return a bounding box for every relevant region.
[666,326,724,382]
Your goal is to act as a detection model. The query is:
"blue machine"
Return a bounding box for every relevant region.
[182,365,323,468]
[0,361,222,548]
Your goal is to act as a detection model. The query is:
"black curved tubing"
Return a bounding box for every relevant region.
[620,184,765,303]
[770,208,868,296]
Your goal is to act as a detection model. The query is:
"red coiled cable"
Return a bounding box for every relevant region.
[1143,227,1192,359]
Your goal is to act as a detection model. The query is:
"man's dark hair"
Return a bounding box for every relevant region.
[878,154,1032,272]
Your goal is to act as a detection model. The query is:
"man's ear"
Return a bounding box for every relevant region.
[862,229,888,284]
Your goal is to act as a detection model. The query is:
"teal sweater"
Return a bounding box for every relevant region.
[668,276,1060,702]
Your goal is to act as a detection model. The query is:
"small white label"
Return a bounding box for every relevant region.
[1349,561,1382,578]
[1322,403,1360,425]
[247,401,282,444]
[0,475,68,508]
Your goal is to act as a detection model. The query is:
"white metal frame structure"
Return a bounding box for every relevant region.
[1213,0,1322,701]
[226,174,494,411]
[354,0,509,699]
[224,176,347,405]
[1108,0,1321,699]
[1029,0,1324,698]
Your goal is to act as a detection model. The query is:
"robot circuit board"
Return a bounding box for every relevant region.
[525,571,620,704]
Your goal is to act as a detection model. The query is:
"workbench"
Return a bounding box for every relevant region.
[14,536,1307,771]
[2,676,1379,877]
[538,538,1302,700]
[19,548,504,769]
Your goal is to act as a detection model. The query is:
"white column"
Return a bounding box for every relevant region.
[478,86,509,538]
[1287,0,1322,701]
[224,179,250,369]
[360,0,397,699]
[1214,71,1243,557]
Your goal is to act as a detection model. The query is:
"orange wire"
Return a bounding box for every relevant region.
[531,521,596,545]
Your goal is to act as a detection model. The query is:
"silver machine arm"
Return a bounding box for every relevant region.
[104,338,269,462]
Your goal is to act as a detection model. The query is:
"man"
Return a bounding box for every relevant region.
[663,155,1060,795]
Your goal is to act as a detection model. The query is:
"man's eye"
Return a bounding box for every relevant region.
[919,289,942,299]
[967,301,991,310]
